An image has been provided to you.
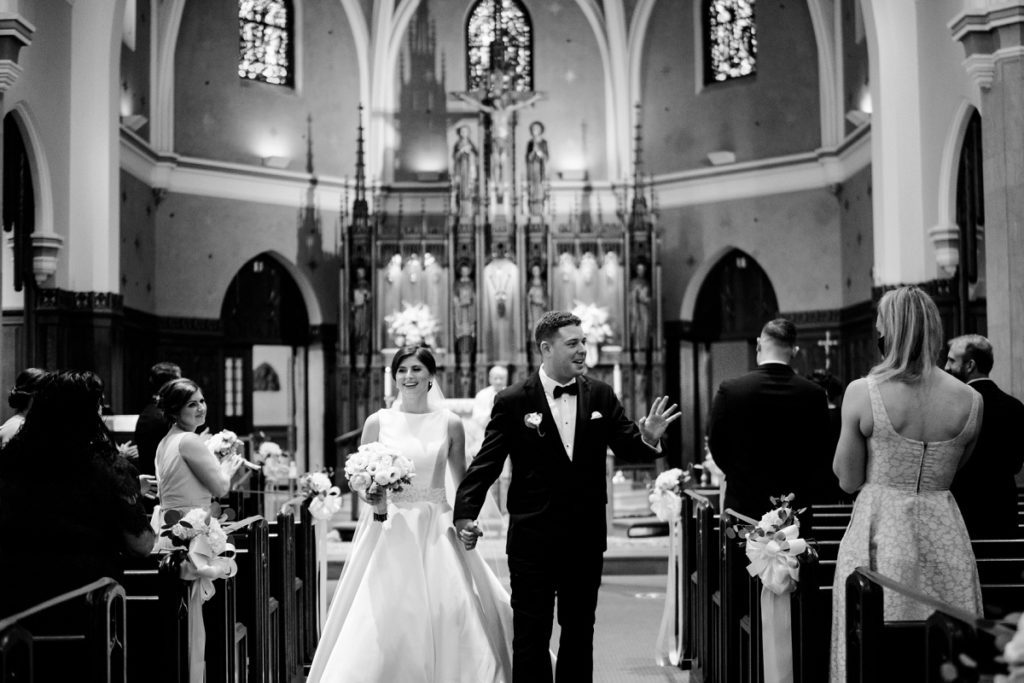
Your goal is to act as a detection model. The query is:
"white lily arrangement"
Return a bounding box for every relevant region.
[385,301,439,348]
[572,301,614,346]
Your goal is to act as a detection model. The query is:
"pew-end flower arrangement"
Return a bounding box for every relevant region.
[648,466,696,522]
[344,442,415,528]
[732,493,809,595]
[255,439,293,485]
[299,470,343,520]
[160,508,238,599]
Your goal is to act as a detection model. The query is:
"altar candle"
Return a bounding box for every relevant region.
[384,366,392,399]
[613,362,622,398]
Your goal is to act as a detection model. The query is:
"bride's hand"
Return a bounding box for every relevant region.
[364,489,384,506]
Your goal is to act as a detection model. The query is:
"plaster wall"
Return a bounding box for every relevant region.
[119,0,152,137]
[640,0,820,175]
[661,187,845,321]
[174,0,358,177]
[836,163,874,307]
[1,0,72,298]
[841,0,870,135]
[119,170,158,312]
[153,192,340,325]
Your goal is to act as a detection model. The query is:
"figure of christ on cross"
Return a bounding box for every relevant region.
[451,86,543,205]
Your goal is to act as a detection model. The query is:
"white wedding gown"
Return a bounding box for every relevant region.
[307,408,514,683]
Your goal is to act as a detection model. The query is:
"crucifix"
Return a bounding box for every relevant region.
[817,331,839,371]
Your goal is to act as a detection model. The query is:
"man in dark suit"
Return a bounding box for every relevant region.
[946,334,1024,538]
[133,361,181,476]
[707,318,831,522]
[454,311,679,683]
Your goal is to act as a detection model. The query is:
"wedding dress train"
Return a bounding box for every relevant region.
[307,408,514,683]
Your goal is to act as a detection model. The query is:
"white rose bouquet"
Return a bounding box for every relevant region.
[205,429,244,459]
[344,442,415,527]
[648,466,695,522]
[299,470,343,520]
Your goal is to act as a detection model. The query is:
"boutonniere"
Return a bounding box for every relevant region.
[524,412,545,437]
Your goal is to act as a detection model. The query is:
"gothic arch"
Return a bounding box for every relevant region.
[936,100,979,236]
[221,249,324,328]
[6,103,54,240]
[680,247,779,338]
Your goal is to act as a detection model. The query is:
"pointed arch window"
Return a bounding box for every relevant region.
[239,0,293,86]
[703,0,757,84]
[466,0,533,93]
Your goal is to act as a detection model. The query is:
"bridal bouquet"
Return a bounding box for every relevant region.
[344,441,415,527]
[648,466,695,522]
[299,470,343,520]
[160,508,238,596]
[385,302,439,348]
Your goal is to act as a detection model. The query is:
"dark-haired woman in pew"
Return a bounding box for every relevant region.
[830,286,984,681]
[154,378,247,522]
[0,370,155,616]
[0,367,51,447]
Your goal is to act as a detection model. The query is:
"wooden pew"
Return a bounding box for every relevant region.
[682,489,720,682]
[295,500,319,669]
[121,552,191,683]
[231,517,278,683]
[269,510,303,683]
[0,578,126,682]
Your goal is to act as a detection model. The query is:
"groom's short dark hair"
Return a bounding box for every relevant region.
[535,311,582,346]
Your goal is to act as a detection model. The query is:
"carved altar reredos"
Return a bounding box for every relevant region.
[337,29,661,430]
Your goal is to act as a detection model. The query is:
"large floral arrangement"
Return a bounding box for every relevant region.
[299,470,343,520]
[385,302,439,348]
[571,302,614,345]
[648,466,695,522]
[344,441,415,527]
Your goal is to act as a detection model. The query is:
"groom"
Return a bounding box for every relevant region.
[454,310,679,682]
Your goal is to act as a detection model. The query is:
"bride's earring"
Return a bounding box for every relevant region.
[428,381,433,390]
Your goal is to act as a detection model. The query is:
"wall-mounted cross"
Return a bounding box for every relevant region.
[817,331,839,371]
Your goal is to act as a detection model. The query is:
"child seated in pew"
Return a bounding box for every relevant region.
[0,370,156,616]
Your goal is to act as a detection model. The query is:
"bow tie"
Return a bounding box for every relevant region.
[553,383,578,398]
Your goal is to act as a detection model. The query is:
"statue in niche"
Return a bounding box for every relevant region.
[482,249,520,362]
[526,261,547,336]
[451,125,478,217]
[454,261,476,344]
[552,252,577,312]
[575,251,600,306]
[423,252,447,348]
[452,80,542,205]
[379,253,403,344]
[629,260,653,353]
[400,253,426,308]
[597,251,623,338]
[351,265,372,355]
[525,121,549,216]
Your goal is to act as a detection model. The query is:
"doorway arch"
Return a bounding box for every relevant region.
[220,253,311,466]
[678,248,779,461]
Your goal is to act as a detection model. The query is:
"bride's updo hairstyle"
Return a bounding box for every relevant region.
[871,285,944,384]
[390,346,437,379]
[157,378,201,424]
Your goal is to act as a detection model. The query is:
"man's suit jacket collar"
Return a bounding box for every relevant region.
[755,363,795,377]
[968,377,996,388]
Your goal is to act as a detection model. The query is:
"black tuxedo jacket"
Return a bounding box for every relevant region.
[134,402,169,476]
[708,363,831,519]
[952,378,1024,539]
[453,373,658,560]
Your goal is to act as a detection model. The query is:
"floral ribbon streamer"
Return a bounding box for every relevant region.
[179,534,239,683]
[745,524,807,683]
[654,517,684,666]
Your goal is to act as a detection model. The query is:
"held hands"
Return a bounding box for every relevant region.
[454,518,483,551]
[117,440,139,460]
[638,395,681,446]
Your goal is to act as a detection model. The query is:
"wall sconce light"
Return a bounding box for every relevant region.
[31,232,64,285]
[121,114,148,132]
[706,150,736,166]
[845,109,870,127]
[261,155,291,169]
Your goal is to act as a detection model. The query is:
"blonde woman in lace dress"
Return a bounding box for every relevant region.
[830,286,983,681]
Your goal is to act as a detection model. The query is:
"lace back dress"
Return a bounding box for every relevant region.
[307,409,514,683]
[830,376,983,682]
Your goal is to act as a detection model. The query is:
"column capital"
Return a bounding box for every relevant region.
[0,13,34,93]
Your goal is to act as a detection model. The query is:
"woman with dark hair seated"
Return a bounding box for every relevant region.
[154,378,246,520]
[0,370,155,615]
[0,367,52,447]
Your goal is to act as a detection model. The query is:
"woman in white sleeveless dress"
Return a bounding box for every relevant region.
[154,378,246,519]
[308,347,514,683]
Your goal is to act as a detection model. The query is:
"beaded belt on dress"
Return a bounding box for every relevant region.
[390,487,447,504]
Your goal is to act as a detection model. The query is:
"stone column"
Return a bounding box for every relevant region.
[0,9,35,377]
[952,4,1024,396]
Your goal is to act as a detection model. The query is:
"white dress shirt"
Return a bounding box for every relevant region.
[539,366,578,461]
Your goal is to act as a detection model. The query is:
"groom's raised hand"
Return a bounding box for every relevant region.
[454,518,483,551]
[638,395,681,446]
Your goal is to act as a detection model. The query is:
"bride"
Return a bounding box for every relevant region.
[307,346,514,682]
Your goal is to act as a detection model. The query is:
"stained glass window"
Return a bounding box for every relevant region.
[466,0,533,93]
[239,0,292,86]
[704,0,757,84]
